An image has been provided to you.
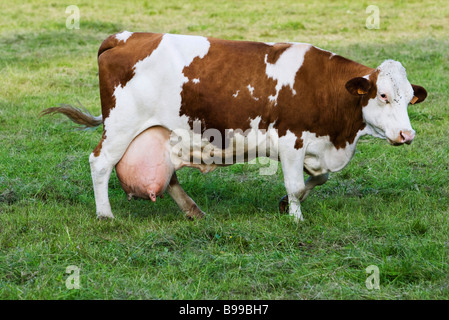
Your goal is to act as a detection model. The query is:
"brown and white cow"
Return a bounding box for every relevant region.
[42,31,427,221]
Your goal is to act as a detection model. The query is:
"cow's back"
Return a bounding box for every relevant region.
[180,39,304,136]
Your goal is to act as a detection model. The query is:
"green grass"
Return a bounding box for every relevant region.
[1,0,449,299]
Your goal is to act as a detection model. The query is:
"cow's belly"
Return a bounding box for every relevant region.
[115,126,174,201]
[169,125,278,172]
[303,133,357,175]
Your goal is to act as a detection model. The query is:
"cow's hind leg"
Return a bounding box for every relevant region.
[167,172,205,220]
[89,130,136,219]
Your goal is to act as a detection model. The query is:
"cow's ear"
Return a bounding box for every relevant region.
[345,77,372,96]
[410,84,427,104]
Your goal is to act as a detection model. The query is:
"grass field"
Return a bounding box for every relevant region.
[0,0,448,300]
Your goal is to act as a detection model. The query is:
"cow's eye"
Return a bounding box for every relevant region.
[379,93,389,103]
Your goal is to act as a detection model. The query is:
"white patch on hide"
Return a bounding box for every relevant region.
[115,31,133,43]
[265,43,311,104]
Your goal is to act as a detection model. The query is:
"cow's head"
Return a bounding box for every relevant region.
[346,60,427,145]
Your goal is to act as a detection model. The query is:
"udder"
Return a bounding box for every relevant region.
[115,126,174,202]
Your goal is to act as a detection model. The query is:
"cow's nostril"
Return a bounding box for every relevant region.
[399,130,415,144]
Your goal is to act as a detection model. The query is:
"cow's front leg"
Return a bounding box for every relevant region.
[301,172,329,201]
[279,145,306,222]
[279,173,329,214]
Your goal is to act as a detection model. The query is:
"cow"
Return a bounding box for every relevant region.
[41,31,427,222]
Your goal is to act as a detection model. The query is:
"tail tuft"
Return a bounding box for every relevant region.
[40,100,102,130]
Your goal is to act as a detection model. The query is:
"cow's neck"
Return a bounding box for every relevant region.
[274,48,374,152]
[317,52,375,146]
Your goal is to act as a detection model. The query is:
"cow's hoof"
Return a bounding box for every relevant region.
[279,195,289,214]
[185,207,206,220]
[97,214,115,220]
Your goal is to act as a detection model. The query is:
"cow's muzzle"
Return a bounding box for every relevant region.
[388,130,415,146]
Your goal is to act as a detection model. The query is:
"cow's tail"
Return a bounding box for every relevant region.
[40,101,102,130]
